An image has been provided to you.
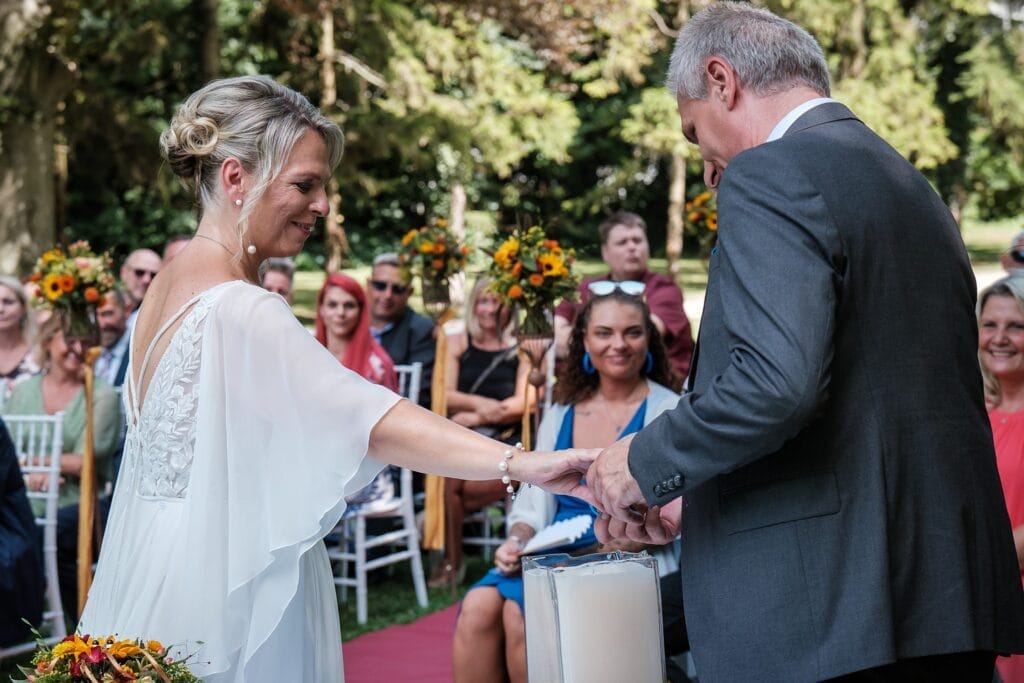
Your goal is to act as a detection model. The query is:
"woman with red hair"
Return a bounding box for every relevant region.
[315,272,398,391]
[316,273,399,511]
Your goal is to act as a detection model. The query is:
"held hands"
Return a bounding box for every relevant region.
[587,434,681,546]
[513,448,600,506]
[594,498,682,546]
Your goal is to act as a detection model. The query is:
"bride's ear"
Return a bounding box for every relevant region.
[219,157,247,205]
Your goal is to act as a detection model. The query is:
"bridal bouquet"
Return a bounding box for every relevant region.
[16,632,200,682]
[488,225,579,337]
[28,241,116,312]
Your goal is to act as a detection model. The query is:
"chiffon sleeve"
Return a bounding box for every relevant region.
[177,284,401,672]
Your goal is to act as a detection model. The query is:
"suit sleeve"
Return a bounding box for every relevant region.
[629,150,841,505]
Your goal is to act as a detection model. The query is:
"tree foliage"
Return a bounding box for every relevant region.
[3,0,1024,272]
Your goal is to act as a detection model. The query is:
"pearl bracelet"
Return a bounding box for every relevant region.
[499,442,524,499]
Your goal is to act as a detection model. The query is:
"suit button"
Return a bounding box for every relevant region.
[673,475,682,487]
[654,484,663,496]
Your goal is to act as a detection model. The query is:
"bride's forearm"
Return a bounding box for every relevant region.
[367,399,513,480]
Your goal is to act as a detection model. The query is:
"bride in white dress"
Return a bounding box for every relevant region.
[78,75,596,682]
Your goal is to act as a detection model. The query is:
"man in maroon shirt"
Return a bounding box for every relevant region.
[554,211,695,379]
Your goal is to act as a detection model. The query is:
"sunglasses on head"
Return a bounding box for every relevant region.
[587,280,646,297]
[370,280,410,295]
[133,269,158,279]
[1011,250,1024,265]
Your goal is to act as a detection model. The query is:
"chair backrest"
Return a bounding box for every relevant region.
[3,413,65,527]
[395,362,423,402]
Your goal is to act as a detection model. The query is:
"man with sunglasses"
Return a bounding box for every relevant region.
[367,252,434,407]
[1001,230,1024,274]
[119,248,162,328]
[554,211,694,378]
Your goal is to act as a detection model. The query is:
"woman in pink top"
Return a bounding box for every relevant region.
[979,275,1024,683]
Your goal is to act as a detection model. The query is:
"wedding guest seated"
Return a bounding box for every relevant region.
[978,275,1024,682]
[554,212,694,378]
[0,416,44,647]
[315,273,400,512]
[1002,231,1024,275]
[5,315,122,621]
[261,257,296,305]
[95,290,131,388]
[0,275,38,411]
[452,287,681,683]
[119,248,162,322]
[431,277,531,588]
[367,252,434,407]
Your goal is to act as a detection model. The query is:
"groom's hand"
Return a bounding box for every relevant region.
[594,498,682,546]
[587,434,645,523]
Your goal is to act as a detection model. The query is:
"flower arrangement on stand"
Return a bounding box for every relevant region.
[398,218,472,558]
[27,240,116,616]
[684,189,718,260]
[398,218,471,320]
[28,241,117,344]
[15,632,199,682]
[488,225,579,449]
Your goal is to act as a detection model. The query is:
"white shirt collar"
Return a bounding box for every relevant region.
[766,97,835,142]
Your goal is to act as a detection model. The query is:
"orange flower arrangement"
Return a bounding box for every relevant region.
[29,241,116,312]
[398,217,470,284]
[15,630,199,682]
[684,189,718,257]
[488,225,579,336]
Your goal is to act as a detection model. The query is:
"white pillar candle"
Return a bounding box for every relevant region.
[525,554,664,683]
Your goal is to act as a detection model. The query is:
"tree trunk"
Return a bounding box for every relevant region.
[666,152,686,276]
[198,0,220,83]
[319,1,350,272]
[0,4,74,274]
[448,182,467,310]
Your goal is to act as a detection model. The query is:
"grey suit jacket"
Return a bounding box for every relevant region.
[629,103,1024,681]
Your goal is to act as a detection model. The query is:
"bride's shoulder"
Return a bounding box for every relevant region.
[209,281,295,327]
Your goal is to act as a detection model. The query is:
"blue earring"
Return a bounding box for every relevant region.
[582,352,597,375]
[644,352,654,374]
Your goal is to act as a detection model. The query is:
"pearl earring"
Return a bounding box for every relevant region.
[246,245,257,255]
[235,199,242,207]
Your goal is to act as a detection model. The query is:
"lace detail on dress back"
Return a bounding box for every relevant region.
[126,292,218,499]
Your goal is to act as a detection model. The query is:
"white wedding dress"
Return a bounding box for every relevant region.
[79,281,400,682]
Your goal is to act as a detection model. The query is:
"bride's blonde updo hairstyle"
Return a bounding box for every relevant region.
[159,75,343,243]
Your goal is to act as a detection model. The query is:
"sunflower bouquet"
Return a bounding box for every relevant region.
[684,189,718,257]
[488,225,579,337]
[28,241,116,312]
[15,632,200,682]
[398,218,471,307]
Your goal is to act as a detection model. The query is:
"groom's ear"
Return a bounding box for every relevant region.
[705,57,738,110]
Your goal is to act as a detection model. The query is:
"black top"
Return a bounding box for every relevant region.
[457,338,517,401]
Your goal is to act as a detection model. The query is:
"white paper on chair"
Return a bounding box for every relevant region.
[522,514,593,555]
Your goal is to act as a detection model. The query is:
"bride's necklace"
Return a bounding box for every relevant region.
[194,233,234,255]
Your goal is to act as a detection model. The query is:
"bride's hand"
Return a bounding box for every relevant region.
[514,448,600,506]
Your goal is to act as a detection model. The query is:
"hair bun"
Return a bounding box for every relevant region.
[160,115,220,182]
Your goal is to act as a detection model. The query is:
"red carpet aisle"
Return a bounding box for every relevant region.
[342,604,459,682]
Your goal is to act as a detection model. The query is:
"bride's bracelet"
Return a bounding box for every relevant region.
[499,442,524,500]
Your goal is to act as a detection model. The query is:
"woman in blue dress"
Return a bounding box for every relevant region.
[452,287,683,683]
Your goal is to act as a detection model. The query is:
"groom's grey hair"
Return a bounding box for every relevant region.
[666,2,831,101]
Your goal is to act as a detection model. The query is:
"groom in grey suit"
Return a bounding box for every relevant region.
[587,3,1024,681]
